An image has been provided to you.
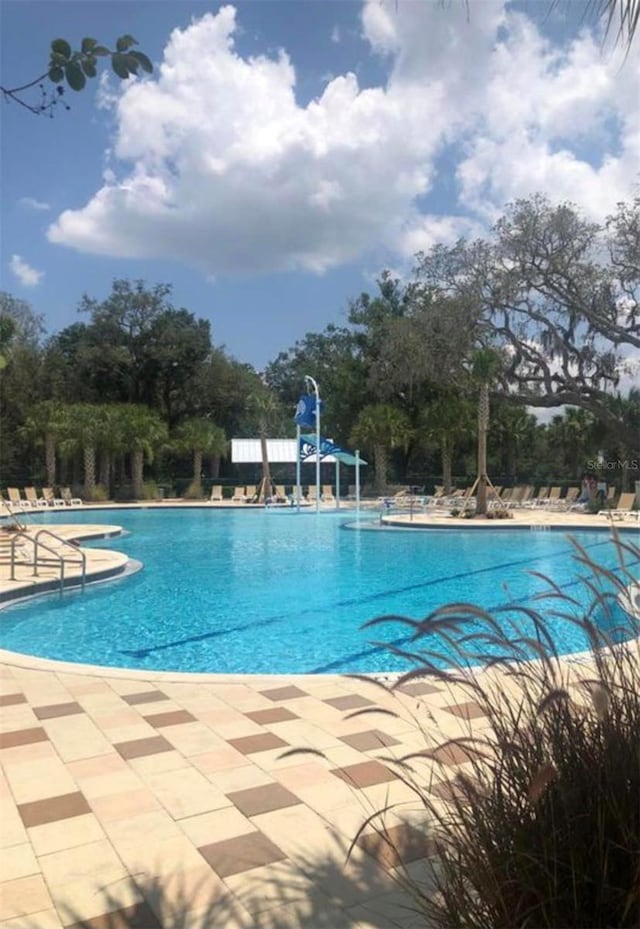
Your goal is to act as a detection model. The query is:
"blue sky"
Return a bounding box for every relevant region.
[1,1,638,370]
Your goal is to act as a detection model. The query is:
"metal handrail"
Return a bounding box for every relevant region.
[8,529,87,594]
[33,529,86,590]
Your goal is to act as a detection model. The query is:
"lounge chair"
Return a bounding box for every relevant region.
[307,485,319,502]
[552,487,579,510]
[231,486,246,502]
[61,487,83,506]
[274,485,288,503]
[244,485,257,502]
[322,484,335,503]
[605,492,639,521]
[7,488,30,510]
[24,487,49,509]
[209,485,223,502]
[42,487,65,507]
[523,487,549,508]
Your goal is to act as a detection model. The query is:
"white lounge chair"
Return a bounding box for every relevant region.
[61,487,83,506]
[604,492,639,521]
[209,485,223,502]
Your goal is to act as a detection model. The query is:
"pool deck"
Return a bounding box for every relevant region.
[0,507,638,928]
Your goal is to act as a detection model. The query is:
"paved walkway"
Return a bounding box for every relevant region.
[0,508,637,928]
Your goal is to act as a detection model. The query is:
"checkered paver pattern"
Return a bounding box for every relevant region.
[0,662,493,928]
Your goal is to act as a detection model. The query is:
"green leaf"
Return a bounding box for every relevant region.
[81,37,97,54]
[65,61,86,91]
[111,53,130,80]
[49,51,68,65]
[128,50,153,74]
[93,45,110,57]
[116,34,137,52]
[48,66,65,83]
[81,58,97,79]
[51,38,72,59]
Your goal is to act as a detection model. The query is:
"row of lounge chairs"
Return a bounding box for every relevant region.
[419,485,638,519]
[3,487,83,509]
[211,485,337,503]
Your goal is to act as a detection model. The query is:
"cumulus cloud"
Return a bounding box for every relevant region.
[10,255,44,287]
[19,197,50,211]
[48,1,639,276]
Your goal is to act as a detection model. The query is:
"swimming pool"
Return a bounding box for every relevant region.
[0,508,637,674]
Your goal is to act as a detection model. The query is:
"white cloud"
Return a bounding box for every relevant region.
[19,197,50,211]
[10,255,44,287]
[330,25,341,44]
[48,1,639,276]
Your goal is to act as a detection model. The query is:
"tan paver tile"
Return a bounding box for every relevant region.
[140,862,227,927]
[47,874,142,925]
[331,760,397,790]
[0,705,39,733]
[179,806,254,847]
[90,787,162,823]
[0,874,53,921]
[227,733,287,755]
[0,907,63,929]
[67,753,129,779]
[250,804,338,859]
[143,767,230,820]
[0,841,39,881]
[0,727,48,749]
[28,813,106,857]
[72,767,144,800]
[190,745,249,775]
[198,831,286,878]
[91,709,147,730]
[18,790,91,828]
[347,889,425,927]
[226,783,301,817]
[115,834,207,877]
[155,721,224,756]
[113,735,173,760]
[207,764,276,794]
[33,701,84,720]
[38,837,127,887]
[41,716,112,762]
[103,810,183,852]
[0,793,28,848]
[4,757,79,804]
[222,859,315,916]
[127,750,188,776]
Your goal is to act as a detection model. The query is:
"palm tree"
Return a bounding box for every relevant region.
[118,405,167,499]
[419,393,474,495]
[471,348,503,516]
[247,389,282,502]
[351,404,413,495]
[174,418,227,498]
[64,404,103,500]
[22,400,68,487]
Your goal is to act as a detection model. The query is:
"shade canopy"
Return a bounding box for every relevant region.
[231,437,366,466]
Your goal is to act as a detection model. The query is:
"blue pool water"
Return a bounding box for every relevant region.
[0,508,637,674]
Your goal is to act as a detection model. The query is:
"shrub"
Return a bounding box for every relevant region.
[89,483,109,502]
[350,532,640,929]
[182,480,203,500]
[141,481,161,500]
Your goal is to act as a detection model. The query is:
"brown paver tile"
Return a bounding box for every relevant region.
[18,791,91,828]
[245,707,298,724]
[33,701,84,720]
[113,735,173,760]
[431,742,480,766]
[228,732,287,755]
[227,783,301,818]
[198,831,286,877]
[331,760,397,789]
[0,727,48,749]
[443,700,488,720]
[324,694,375,711]
[64,901,162,929]
[121,690,168,705]
[0,693,27,706]
[143,709,196,728]
[339,729,400,752]
[357,823,435,870]
[259,685,307,701]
